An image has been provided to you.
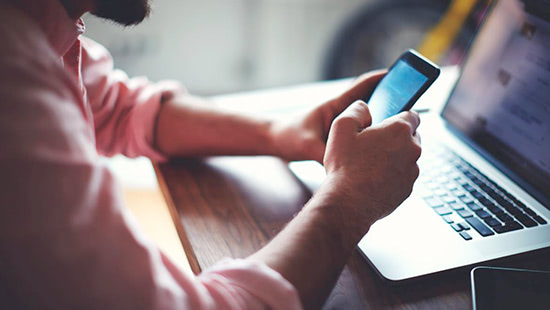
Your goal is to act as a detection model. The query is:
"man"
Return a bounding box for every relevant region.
[0,0,421,309]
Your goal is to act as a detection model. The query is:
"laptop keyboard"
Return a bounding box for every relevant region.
[418,144,547,241]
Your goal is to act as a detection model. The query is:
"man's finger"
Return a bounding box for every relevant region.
[395,111,421,135]
[334,100,372,131]
[332,69,387,113]
[413,131,421,146]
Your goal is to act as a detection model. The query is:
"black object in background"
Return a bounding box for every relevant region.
[322,0,488,80]
[471,266,550,310]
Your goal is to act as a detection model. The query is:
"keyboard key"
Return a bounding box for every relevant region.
[455,176,469,185]
[424,196,444,208]
[496,213,514,223]
[504,199,517,207]
[457,209,474,218]
[459,231,472,240]
[441,215,454,224]
[487,205,504,214]
[450,189,466,197]
[470,190,484,199]
[475,210,492,219]
[524,208,537,217]
[478,197,493,207]
[446,184,459,191]
[448,172,462,180]
[515,214,537,228]
[471,177,484,186]
[515,204,539,217]
[480,184,492,193]
[425,182,440,190]
[458,222,470,230]
[511,199,525,208]
[460,196,474,204]
[467,203,483,212]
[501,202,520,212]
[493,221,523,234]
[533,216,547,225]
[466,217,495,236]
[486,190,501,201]
[507,208,524,217]
[448,201,464,211]
[442,196,457,203]
[496,196,510,206]
[484,217,501,227]
[501,189,518,202]
[451,223,462,232]
[510,197,526,208]
[441,164,454,173]
[456,165,468,173]
[434,206,453,215]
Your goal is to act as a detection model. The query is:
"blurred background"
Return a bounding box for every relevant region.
[83,0,490,95]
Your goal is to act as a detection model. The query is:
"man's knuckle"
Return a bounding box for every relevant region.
[413,164,420,179]
[412,143,422,159]
[335,115,356,128]
[390,120,410,134]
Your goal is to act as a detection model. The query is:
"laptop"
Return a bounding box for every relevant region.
[291,0,550,281]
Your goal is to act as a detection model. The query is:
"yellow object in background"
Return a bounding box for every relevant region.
[417,0,479,63]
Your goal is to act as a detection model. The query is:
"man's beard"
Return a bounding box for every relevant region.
[92,0,151,26]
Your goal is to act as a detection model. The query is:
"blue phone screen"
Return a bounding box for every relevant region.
[367,60,428,124]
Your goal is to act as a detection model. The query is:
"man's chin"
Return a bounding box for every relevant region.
[92,0,150,26]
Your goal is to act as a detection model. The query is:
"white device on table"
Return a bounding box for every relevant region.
[290,0,550,281]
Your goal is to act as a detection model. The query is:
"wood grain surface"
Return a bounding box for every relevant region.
[157,156,550,309]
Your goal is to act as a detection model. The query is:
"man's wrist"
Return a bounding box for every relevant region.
[308,175,376,247]
[266,119,288,159]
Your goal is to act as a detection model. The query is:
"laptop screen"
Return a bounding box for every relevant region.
[442,0,550,206]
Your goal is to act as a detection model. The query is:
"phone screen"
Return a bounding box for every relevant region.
[367,59,430,125]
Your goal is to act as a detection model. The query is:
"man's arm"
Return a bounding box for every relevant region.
[155,94,278,158]
[155,72,386,162]
[250,102,422,309]
[82,35,384,163]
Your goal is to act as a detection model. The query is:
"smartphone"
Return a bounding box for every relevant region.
[471,266,550,310]
[366,49,440,125]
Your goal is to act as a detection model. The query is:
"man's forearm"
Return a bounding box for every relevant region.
[155,95,278,157]
[249,177,373,310]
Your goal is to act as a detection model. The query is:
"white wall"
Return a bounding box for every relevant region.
[83,0,370,95]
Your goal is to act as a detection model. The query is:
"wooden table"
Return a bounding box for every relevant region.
[105,156,192,274]
[155,75,550,309]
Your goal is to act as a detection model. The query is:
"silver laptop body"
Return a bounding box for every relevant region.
[359,0,550,281]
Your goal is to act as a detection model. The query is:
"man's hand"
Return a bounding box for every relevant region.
[249,70,424,309]
[321,101,422,241]
[270,70,386,163]
[250,95,422,309]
